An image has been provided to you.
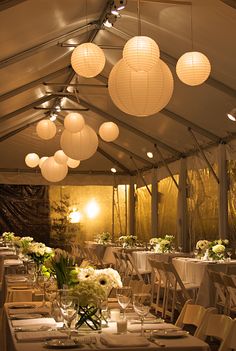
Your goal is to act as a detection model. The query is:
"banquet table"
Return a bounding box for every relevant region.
[173,257,236,306]
[2,302,209,351]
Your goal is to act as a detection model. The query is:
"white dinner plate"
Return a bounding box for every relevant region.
[44,339,82,349]
[153,330,189,338]
[11,313,43,319]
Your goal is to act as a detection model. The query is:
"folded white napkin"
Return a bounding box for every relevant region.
[15,330,67,342]
[128,322,180,332]
[12,317,57,328]
[9,306,49,315]
[4,259,22,266]
[100,333,149,347]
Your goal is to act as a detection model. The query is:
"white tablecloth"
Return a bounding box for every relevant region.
[173,257,236,306]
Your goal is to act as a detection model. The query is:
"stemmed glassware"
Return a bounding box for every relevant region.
[36,273,50,307]
[59,290,78,338]
[116,286,132,318]
[226,248,233,261]
[133,293,151,336]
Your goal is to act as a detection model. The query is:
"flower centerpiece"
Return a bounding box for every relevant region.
[150,235,175,253]
[95,232,112,245]
[208,239,229,261]
[2,231,15,242]
[45,248,75,289]
[25,242,53,269]
[118,235,137,248]
[70,267,122,330]
[15,236,34,254]
[195,240,210,259]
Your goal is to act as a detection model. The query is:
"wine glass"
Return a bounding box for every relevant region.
[116,286,132,318]
[36,273,50,307]
[133,293,151,336]
[226,248,233,261]
[59,291,78,338]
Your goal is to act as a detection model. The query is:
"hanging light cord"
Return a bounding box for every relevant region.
[190,3,193,51]
[137,0,141,36]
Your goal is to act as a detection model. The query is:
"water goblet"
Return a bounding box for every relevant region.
[36,273,50,307]
[133,293,151,336]
[116,286,132,318]
[226,248,233,261]
[59,296,78,338]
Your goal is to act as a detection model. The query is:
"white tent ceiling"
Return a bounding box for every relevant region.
[0,0,235,184]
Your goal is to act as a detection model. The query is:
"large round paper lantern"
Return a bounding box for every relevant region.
[41,156,68,182]
[60,124,98,161]
[123,36,160,72]
[54,150,68,164]
[36,119,56,140]
[99,122,119,142]
[108,58,173,116]
[176,51,211,86]
[25,153,39,168]
[39,156,48,169]
[71,43,106,78]
[67,158,81,168]
[64,113,85,133]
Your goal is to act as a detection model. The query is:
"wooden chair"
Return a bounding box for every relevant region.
[175,299,217,337]
[122,252,150,283]
[219,318,236,351]
[148,259,167,316]
[221,273,236,316]
[208,270,227,313]
[197,314,233,350]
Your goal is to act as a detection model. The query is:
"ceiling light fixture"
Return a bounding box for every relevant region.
[50,113,57,122]
[111,167,117,173]
[115,0,127,11]
[227,108,236,122]
[147,152,153,159]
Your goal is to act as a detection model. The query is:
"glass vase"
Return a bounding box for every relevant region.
[76,301,102,332]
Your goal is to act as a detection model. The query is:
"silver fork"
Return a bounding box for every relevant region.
[147,335,166,348]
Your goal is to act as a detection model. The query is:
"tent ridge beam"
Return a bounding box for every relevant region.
[130,157,152,196]
[0,66,71,103]
[34,107,89,111]
[69,96,181,156]
[0,0,26,11]
[188,128,219,184]
[97,146,132,174]
[154,144,179,189]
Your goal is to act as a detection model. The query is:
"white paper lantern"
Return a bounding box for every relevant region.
[176,51,211,86]
[54,150,68,164]
[41,156,68,182]
[123,36,160,72]
[64,113,85,133]
[25,153,39,168]
[99,122,119,142]
[39,156,48,169]
[36,119,56,140]
[108,58,174,116]
[67,158,81,168]
[71,43,106,78]
[60,124,98,161]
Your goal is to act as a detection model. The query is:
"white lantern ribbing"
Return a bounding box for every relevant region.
[123,36,160,72]
[36,119,56,140]
[39,156,48,169]
[60,124,98,161]
[108,58,174,116]
[71,43,106,78]
[176,51,211,86]
[41,156,68,182]
[64,113,85,133]
[67,158,81,168]
[99,122,119,142]
[25,153,39,168]
[54,150,68,164]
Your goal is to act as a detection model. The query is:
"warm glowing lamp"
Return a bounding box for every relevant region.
[54,150,68,164]
[176,51,211,86]
[67,158,81,168]
[99,122,119,142]
[39,156,48,169]
[68,208,81,223]
[71,43,106,78]
[41,156,68,182]
[36,119,56,140]
[64,113,85,133]
[25,153,39,168]
[85,199,100,219]
[123,36,160,72]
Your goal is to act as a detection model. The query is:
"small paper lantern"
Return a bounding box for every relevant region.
[176,51,211,86]
[67,158,81,168]
[25,153,39,168]
[39,156,48,169]
[108,58,173,116]
[99,122,119,142]
[64,113,85,133]
[60,124,98,161]
[41,156,68,182]
[71,43,106,78]
[54,150,68,164]
[36,119,56,140]
[123,36,160,72]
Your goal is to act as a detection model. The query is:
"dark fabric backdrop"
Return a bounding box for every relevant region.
[0,184,50,244]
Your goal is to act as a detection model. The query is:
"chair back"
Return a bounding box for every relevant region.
[219,318,236,351]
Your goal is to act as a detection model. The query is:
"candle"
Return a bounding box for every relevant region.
[110,309,121,321]
[117,319,127,334]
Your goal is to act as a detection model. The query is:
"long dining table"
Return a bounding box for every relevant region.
[2,301,210,351]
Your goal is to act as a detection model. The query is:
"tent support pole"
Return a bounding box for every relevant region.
[129,176,136,235]
[151,168,158,237]
[177,158,188,252]
[218,143,228,239]
[130,157,152,196]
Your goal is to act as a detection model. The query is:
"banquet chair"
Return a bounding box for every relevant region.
[148,259,167,316]
[162,262,199,322]
[113,251,127,278]
[219,318,236,351]
[197,314,233,350]
[208,270,227,313]
[175,299,217,337]
[122,253,150,283]
[220,273,236,316]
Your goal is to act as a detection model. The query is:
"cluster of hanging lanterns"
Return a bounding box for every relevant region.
[25,111,120,182]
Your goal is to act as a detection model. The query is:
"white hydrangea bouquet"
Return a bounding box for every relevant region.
[70,267,122,330]
[26,242,53,266]
[15,236,34,253]
[118,234,137,248]
[95,232,112,245]
[2,231,15,242]
[196,239,229,260]
[150,235,175,253]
